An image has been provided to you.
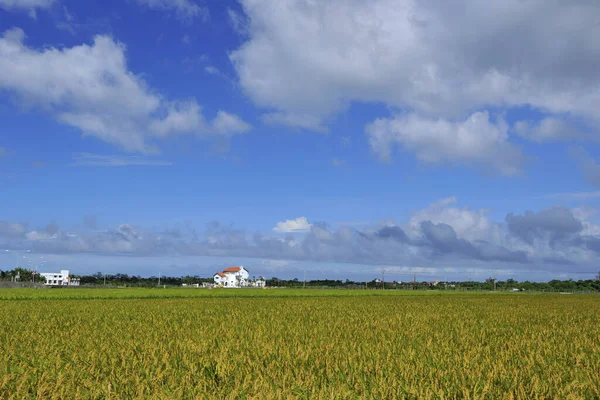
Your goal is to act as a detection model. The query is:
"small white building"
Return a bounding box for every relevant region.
[252,277,266,288]
[39,270,80,286]
[213,266,250,288]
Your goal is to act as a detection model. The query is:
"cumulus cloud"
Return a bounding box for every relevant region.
[513,117,583,142]
[228,7,249,36]
[408,196,500,243]
[273,217,312,233]
[0,0,54,17]
[506,207,583,246]
[212,111,252,135]
[133,0,208,22]
[3,199,600,273]
[230,0,600,172]
[419,221,527,263]
[374,226,410,243]
[44,220,59,236]
[25,231,56,241]
[0,28,250,153]
[0,221,28,240]
[366,111,524,175]
[149,101,205,137]
[570,146,600,188]
[368,216,525,263]
[232,0,600,120]
[204,66,220,75]
[262,112,327,132]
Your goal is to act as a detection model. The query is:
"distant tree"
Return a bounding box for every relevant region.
[14,268,34,282]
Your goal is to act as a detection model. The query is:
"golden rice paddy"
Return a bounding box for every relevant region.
[1,289,599,399]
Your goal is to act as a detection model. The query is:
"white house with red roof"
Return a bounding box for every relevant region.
[213,266,249,288]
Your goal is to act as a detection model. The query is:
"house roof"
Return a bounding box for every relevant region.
[214,272,225,277]
[223,266,242,273]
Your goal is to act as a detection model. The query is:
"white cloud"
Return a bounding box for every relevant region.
[261,259,291,271]
[203,66,237,85]
[408,197,500,243]
[273,217,312,233]
[232,0,600,121]
[204,66,220,75]
[366,111,524,175]
[231,0,600,171]
[0,0,54,17]
[134,0,208,22]
[0,147,7,158]
[514,117,583,142]
[5,201,600,272]
[228,7,249,36]
[0,28,250,153]
[570,146,600,188]
[150,101,205,137]
[25,231,56,241]
[262,112,327,132]
[0,28,157,152]
[212,111,252,135]
[0,221,28,239]
[71,153,172,167]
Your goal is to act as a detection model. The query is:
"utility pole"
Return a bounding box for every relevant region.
[494,270,497,291]
[103,273,106,286]
[382,269,385,290]
[303,270,306,289]
[158,272,161,287]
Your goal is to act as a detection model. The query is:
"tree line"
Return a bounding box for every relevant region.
[0,268,45,283]
[1,268,599,291]
[266,276,600,292]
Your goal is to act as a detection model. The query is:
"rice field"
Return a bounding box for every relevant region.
[1,289,599,399]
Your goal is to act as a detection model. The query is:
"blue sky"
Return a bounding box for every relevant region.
[2,0,600,281]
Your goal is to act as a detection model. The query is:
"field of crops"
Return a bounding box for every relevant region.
[1,289,599,399]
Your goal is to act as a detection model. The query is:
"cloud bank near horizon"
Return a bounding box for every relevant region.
[2,198,600,277]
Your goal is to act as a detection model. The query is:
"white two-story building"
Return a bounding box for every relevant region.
[39,270,80,286]
[213,266,250,288]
